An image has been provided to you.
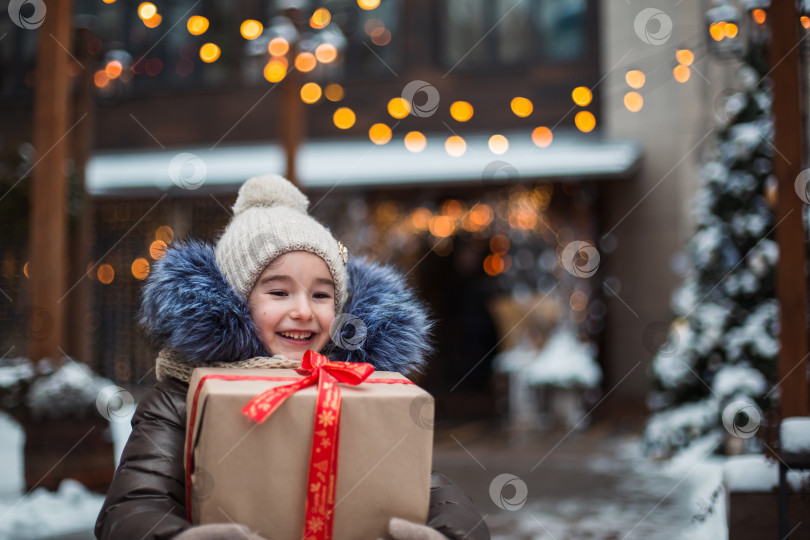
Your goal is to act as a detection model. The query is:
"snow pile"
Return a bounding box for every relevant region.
[723,455,810,492]
[495,328,601,389]
[643,399,719,459]
[25,362,113,420]
[0,480,105,540]
[781,417,810,454]
[0,413,24,497]
[713,364,767,400]
[0,359,35,389]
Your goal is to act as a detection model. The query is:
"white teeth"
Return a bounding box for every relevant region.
[279,331,313,341]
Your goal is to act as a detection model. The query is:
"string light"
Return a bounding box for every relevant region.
[300,82,322,104]
[240,20,263,40]
[199,43,221,63]
[571,86,592,106]
[187,16,209,35]
[449,101,473,122]
[404,131,427,153]
[574,111,596,133]
[510,97,533,117]
[445,135,467,156]
[624,91,643,112]
[625,70,645,89]
[532,126,553,148]
[369,123,392,145]
[333,107,356,129]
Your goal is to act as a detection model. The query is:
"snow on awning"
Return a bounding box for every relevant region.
[85,131,642,196]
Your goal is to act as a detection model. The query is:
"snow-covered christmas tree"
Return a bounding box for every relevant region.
[643,5,781,458]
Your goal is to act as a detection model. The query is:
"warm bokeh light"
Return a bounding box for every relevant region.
[155,225,174,244]
[470,204,494,227]
[145,58,162,76]
[532,126,553,148]
[510,97,533,117]
[802,16,810,29]
[624,91,643,112]
[410,208,432,230]
[268,37,290,56]
[724,22,738,38]
[676,49,694,66]
[429,216,455,238]
[333,107,356,129]
[143,13,162,28]
[240,20,263,40]
[325,83,344,101]
[571,86,592,106]
[310,8,331,29]
[358,0,380,10]
[23,262,29,279]
[132,258,150,280]
[488,134,509,155]
[370,27,391,46]
[98,264,115,284]
[445,135,467,157]
[483,254,505,276]
[94,70,109,88]
[103,0,116,3]
[138,2,156,20]
[574,111,596,133]
[150,241,167,260]
[300,82,322,104]
[625,69,645,89]
[387,97,411,119]
[404,131,427,153]
[295,52,317,73]
[449,101,473,122]
[187,15,209,35]
[369,123,392,145]
[364,18,383,35]
[709,22,726,41]
[199,43,221,63]
[673,64,691,83]
[752,9,766,24]
[442,199,465,220]
[263,60,287,82]
[105,60,123,79]
[315,43,338,63]
[490,234,510,254]
[570,290,588,311]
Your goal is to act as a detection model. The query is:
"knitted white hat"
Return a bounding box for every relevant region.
[215,175,348,312]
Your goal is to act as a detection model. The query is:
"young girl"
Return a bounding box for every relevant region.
[95,175,490,540]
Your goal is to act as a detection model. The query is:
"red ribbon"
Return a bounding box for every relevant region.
[185,351,414,540]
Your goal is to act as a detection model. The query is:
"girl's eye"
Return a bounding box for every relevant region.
[313,292,332,299]
[269,290,287,297]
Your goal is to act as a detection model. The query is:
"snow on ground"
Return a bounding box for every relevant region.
[0,408,133,540]
[780,417,810,454]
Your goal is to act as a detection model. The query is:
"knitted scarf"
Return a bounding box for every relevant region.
[155,349,302,383]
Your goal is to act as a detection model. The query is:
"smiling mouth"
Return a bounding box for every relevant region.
[277,331,315,342]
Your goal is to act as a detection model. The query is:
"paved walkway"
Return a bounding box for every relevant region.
[431,420,727,540]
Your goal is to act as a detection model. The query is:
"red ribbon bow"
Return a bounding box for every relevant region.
[243,351,379,540]
[242,350,374,424]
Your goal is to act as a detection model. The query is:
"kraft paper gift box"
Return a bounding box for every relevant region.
[185,366,434,540]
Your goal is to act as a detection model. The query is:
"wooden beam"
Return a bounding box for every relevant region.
[29,0,75,362]
[770,0,809,418]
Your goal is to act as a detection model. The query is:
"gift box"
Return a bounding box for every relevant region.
[185,355,434,540]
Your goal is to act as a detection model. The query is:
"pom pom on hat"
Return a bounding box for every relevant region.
[232,174,309,216]
[215,175,348,313]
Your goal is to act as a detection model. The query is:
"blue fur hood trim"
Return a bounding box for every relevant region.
[139,241,432,375]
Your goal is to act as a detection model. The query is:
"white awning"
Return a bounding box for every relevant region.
[86,130,642,195]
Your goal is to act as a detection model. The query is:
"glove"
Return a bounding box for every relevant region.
[174,523,268,540]
[427,472,490,540]
[385,517,449,540]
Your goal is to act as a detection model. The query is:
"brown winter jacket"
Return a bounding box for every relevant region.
[94,377,490,540]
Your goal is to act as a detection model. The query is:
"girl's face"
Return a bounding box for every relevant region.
[247,251,336,361]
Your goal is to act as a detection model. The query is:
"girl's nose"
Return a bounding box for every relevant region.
[290,294,313,320]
